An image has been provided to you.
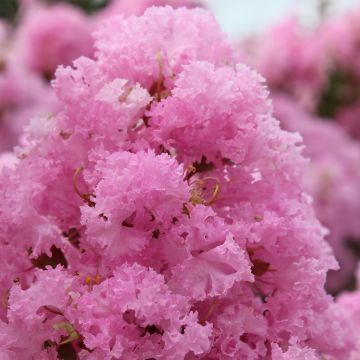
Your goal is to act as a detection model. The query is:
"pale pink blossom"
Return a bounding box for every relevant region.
[0,7,355,359]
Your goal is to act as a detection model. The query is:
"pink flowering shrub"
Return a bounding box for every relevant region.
[0,16,60,152]
[318,7,360,138]
[273,95,360,293]
[240,17,328,111]
[240,10,360,293]
[241,7,360,140]
[0,0,201,152]
[14,3,93,79]
[0,1,90,153]
[0,6,356,359]
[314,7,360,140]
[320,7,360,82]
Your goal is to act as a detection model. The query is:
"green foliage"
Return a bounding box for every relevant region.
[44,0,109,13]
[0,0,109,21]
[317,68,360,119]
[0,0,19,21]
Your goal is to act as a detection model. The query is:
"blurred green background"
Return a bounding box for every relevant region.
[0,0,108,20]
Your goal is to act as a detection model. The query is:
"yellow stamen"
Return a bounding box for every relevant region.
[1,290,9,311]
[73,166,95,207]
[118,86,133,103]
[202,298,219,324]
[52,321,79,345]
[205,181,220,206]
[73,166,85,199]
[183,164,197,182]
[85,274,101,286]
[189,177,221,206]
[156,52,163,101]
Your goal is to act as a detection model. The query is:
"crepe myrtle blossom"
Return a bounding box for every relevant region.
[337,265,360,360]
[241,9,360,140]
[0,17,60,152]
[0,7,355,360]
[240,17,328,112]
[0,0,200,152]
[273,95,360,294]
[13,2,93,79]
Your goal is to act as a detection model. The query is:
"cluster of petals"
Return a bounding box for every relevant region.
[0,6,355,359]
[13,2,94,78]
[318,6,360,138]
[337,265,360,360]
[241,8,360,139]
[0,0,199,153]
[273,95,360,293]
[0,19,59,153]
[240,9,360,292]
[240,17,328,111]
[0,0,92,153]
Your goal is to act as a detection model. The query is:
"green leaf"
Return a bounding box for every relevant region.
[0,0,19,21]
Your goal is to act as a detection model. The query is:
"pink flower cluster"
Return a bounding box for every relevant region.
[241,7,360,140]
[14,2,94,78]
[0,0,199,153]
[319,7,360,138]
[337,264,360,359]
[273,95,360,292]
[0,24,59,153]
[0,6,355,359]
[240,17,328,111]
[0,0,92,154]
[240,9,360,293]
